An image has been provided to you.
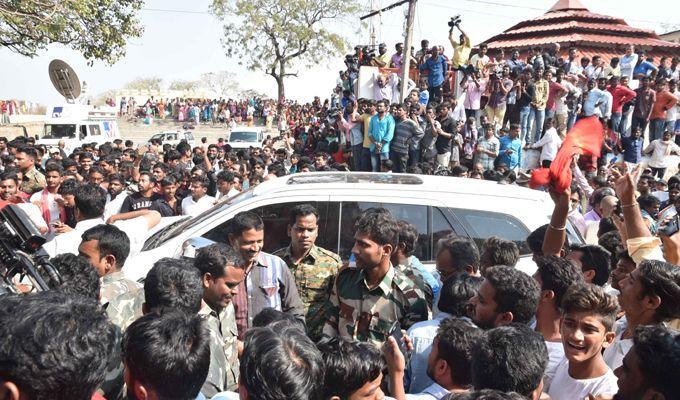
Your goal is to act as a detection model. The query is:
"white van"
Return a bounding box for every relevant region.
[227,127,264,150]
[124,172,583,281]
[38,104,120,154]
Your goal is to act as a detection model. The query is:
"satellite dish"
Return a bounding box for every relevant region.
[48,59,82,102]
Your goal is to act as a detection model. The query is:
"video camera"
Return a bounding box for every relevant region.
[0,205,61,294]
[448,15,462,33]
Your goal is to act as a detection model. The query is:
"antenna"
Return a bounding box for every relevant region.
[48,60,82,103]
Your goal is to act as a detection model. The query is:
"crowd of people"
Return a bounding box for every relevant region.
[2,21,680,400]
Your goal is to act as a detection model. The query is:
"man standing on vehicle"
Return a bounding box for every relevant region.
[273,204,343,342]
[16,146,45,195]
[229,211,305,339]
[323,208,430,347]
[368,99,395,172]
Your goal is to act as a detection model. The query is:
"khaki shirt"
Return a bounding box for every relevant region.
[21,167,45,195]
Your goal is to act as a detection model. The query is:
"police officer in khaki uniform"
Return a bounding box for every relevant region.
[273,204,342,342]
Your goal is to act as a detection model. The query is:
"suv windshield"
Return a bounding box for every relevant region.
[229,131,258,142]
[142,188,255,250]
[43,124,76,139]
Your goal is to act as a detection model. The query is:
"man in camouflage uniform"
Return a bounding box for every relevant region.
[77,224,143,329]
[273,204,342,341]
[15,146,45,195]
[195,242,244,397]
[323,208,430,347]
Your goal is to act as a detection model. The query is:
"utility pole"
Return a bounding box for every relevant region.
[400,0,417,102]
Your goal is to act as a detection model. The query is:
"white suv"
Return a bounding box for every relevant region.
[124,172,583,281]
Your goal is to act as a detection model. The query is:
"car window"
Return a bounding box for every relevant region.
[185,132,194,141]
[88,125,101,136]
[201,201,328,254]
[448,208,531,255]
[339,202,428,261]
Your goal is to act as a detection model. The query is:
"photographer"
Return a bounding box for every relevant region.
[449,20,471,97]
[373,43,390,68]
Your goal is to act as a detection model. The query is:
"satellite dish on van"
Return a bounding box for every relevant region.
[48,59,82,103]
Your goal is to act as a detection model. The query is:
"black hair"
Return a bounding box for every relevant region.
[216,170,235,183]
[354,207,399,248]
[437,236,481,274]
[240,325,324,400]
[190,175,210,188]
[0,171,18,184]
[535,256,584,311]
[16,145,38,159]
[317,337,385,399]
[58,177,80,196]
[74,184,106,219]
[483,266,541,325]
[252,308,305,329]
[471,324,547,397]
[144,258,203,315]
[51,253,101,300]
[396,220,419,257]
[480,236,519,269]
[0,291,116,400]
[638,194,660,210]
[160,175,178,187]
[445,390,527,400]
[637,260,680,321]
[45,162,64,175]
[289,204,319,225]
[194,242,242,279]
[561,283,618,331]
[597,218,618,238]
[436,318,483,387]
[570,244,611,286]
[230,211,264,237]
[598,230,622,266]
[107,172,124,184]
[123,312,210,400]
[81,224,131,268]
[631,325,680,398]
[176,142,191,155]
[439,273,483,317]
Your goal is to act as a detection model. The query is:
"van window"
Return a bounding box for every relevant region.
[448,208,531,255]
[79,125,87,140]
[201,201,330,254]
[89,125,101,136]
[338,202,428,261]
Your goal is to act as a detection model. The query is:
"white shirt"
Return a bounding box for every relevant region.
[667,90,680,122]
[603,319,632,371]
[42,217,149,263]
[405,382,449,400]
[547,359,618,400]
[645,139,680,168]
[555,81,580,115]
[532,127,562,163]
[405,312,452,393]
[29,190,60,224]
[543,341,566,391]
[104,192,128,221]
[181,194,216,216]
[620,54,638,80]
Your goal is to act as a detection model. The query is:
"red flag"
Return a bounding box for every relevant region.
[530,116,604,191]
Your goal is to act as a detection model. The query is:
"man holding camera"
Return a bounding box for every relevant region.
[449,20,471,99]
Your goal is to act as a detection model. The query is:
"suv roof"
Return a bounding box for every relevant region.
[253,172,546,202]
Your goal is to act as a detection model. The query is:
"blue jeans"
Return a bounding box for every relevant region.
[519,106,531,143]
[529,107,545,144]
[611,112,622,135]
[361,147,372,171]
[567,111,578,132]
[351,143,363,171]
[371,152,389,172]
[649,119,666,142]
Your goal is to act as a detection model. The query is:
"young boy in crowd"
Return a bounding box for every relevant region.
[547,283,618,399]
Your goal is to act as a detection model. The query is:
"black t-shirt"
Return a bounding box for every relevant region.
[120,192,161,213]
[435,116,456,154]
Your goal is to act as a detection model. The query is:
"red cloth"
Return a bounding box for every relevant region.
[530,116,604,192]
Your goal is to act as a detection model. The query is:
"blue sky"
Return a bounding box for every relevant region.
[1,0,677,105]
